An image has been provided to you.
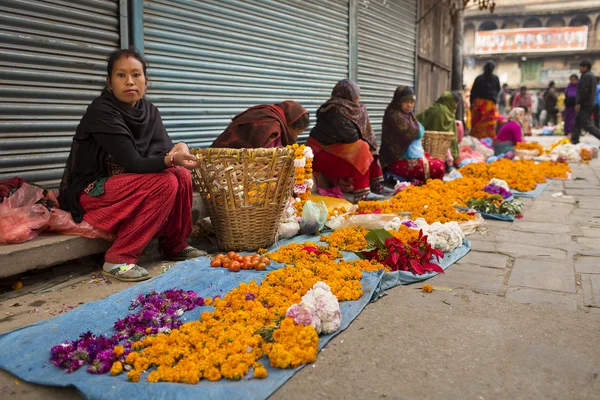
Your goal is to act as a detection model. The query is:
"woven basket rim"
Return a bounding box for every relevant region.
[423,130,455,136]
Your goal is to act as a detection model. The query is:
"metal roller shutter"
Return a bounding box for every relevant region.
[143,0,349,147]
[357,0,418,139]
[0,0,120,188]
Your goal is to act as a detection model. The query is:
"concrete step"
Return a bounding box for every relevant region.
[0,193,208,279]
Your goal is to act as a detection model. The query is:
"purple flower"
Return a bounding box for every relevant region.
[484,183,512,199]
[245,293,256,301]
[402,220,418,228]
[51,288,204,375]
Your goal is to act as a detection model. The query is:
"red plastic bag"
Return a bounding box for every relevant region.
[0,184,50,244]
[45,209,115,241]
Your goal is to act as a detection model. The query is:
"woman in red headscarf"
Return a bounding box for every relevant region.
[307,79,386,203]
[211,101,309,148]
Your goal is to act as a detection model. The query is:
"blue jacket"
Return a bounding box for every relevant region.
[596,84,600,105]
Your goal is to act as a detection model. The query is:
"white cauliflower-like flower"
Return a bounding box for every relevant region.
[286,281,341,334]
[294,157,306,168]
[306,178,314,190]
[412,219,464,253]
[489,178,510,191]
[303,146,314,158]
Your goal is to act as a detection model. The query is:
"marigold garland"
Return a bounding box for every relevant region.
[515,141,545,155]
[459,159,571,192]
[320,226,369,251]
[262,317,319,369]
[287,144,314,213]
[388,225,420,244]
[357,177,488,223]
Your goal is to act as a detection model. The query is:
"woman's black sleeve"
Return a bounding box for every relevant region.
[93,133,167,173]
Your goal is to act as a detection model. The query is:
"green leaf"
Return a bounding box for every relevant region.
[365,229,393,249]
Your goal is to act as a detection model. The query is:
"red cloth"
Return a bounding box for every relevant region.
[312,150,382,194]
[79,168,193,264]
[211,101,307,148]
[387,155,445,181]
[307,137,373,176]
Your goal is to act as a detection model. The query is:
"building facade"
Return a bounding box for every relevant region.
[1,0,424,188]
[463,0,600,90]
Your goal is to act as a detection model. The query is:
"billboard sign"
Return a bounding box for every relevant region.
[475,26,588,54]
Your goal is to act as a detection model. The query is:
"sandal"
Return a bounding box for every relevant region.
[102,263,150,282]
[169,246,207,261]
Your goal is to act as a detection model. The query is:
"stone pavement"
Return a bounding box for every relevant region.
[1,136,600,399]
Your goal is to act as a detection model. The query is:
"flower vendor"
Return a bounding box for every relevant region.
[379,86,445,181]
[494,107,526,155]
[211,101,309,148]
[416,91,461,166]
[307,79,386,203]
[59,47,206,282]
[469,61,501,140]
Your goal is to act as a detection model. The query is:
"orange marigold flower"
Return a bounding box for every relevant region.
[110,361,123,376]
[422,285,434,293]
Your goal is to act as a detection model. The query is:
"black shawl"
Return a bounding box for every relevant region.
[58,91,173,222]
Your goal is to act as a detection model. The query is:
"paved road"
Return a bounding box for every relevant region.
[1,135,600,399]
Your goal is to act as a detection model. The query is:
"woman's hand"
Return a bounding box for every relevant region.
[168,142,189,156]
[173,152,199,170]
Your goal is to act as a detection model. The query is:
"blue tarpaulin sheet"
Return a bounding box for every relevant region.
[0,234,470,400]
[512,182,548,198]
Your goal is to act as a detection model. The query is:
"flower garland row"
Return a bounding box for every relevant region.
[287,144,314,213]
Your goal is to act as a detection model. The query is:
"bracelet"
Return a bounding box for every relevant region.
[170,151,179,168]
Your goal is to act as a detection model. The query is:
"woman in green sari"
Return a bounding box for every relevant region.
[416,91,460,166]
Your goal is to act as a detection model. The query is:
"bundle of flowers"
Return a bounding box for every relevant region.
[358,229,444,275]
[461,159,572,192]
[515,141,544,155]
[50,289,204,375]
[483,183,512,199]
[287,144,314,214]
[357,177,489,223]
[286,281,341,335]
[413,218,465,253]
[466,195,523,217]
[320,226,369,251]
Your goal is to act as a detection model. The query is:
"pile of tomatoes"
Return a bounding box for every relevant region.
[210,251,271,272]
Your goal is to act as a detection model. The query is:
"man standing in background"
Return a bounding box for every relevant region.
[544,81,558,126]
[497,83,510,116]
[572,60,600,144]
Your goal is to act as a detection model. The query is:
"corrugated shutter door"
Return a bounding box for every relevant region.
[0,0,120,188]
[357,0,417,139]
[143,0,349,147]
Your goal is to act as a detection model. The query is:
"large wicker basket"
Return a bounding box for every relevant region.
[422,130,455,159]
[191,147,295,251]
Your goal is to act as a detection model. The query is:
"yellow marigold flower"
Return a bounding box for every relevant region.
[422,284,434,293]
[113,345,125,358]
[110,361,123,376]
[127,369,141,382]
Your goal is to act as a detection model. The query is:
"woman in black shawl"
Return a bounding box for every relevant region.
[59,48,205,282]
[307,79,387,203]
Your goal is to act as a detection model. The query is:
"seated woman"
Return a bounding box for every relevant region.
[379,86,445,181]
[307,79,386,203]
[211,101,309,148]
[59,48,205,282]
[494,107,526,155]
[416,91,461,167]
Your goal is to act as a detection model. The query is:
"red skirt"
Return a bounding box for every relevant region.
[387,155,445,181]
[312,150,383,198]
[79,168,193,264]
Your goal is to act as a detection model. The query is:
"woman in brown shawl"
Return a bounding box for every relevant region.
[380,86,445,181]
[307,79,386,202]
[211,101,309,148]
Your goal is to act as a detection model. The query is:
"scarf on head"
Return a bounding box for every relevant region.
[59,91,173,222]
[416,91,459,159]
[379,86,420,168]
[508,107,526,127]
[211,101,307,149]
[317,79,378,151]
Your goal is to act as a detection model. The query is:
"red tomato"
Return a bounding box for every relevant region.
[229,261,241,272]
[227,251,236,259]
[210,259,221,268]
[260,257,271,266]
[255,262,267,271]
